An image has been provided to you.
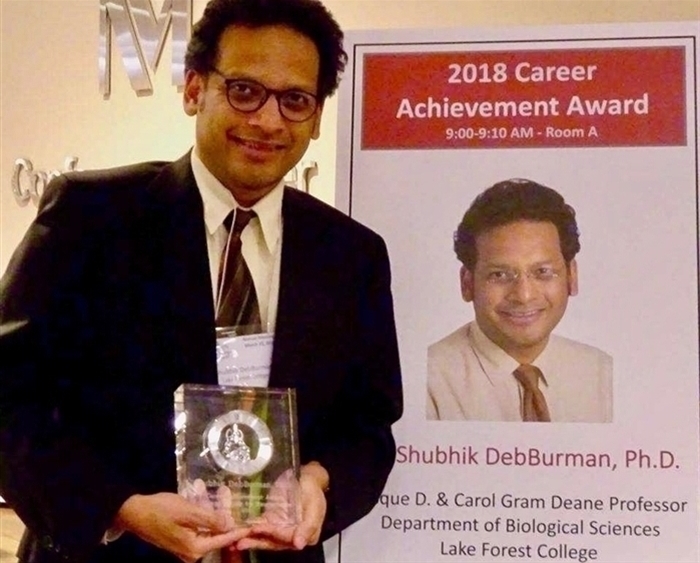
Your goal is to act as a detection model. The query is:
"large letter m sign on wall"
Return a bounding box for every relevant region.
[99,0,192,96]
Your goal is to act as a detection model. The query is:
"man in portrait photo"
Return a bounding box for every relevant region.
[427,178,612,423]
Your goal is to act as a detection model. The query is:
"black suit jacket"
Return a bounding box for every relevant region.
[0,153,403,563]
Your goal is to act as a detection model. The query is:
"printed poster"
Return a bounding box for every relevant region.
[335,21,699,563]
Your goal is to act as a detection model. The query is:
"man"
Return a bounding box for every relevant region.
[427,179,611,423]
[0,1,403,562]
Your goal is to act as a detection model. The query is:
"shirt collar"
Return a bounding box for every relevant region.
[191,149,283,253]
[469,321,521,375]
[469,321,551,384]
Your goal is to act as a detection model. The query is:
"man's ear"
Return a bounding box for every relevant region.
[183,70,204,116]
[567,259,579,296]
[311,102,324,140]
[460,265,475,303]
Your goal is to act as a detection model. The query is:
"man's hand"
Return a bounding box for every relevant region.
[233,461,329,552]
[114,491,250,563]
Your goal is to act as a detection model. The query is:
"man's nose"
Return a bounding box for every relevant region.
[507,273,536,301]
[248,95,285,129]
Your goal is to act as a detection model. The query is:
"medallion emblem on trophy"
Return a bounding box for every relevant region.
[204,410,274,476]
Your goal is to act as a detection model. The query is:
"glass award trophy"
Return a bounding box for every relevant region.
[174,384,300,526]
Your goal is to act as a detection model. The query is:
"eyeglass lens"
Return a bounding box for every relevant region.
[225,79,317,122]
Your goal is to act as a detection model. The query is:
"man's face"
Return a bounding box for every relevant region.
[461,220,578,364]
[183,25,323,206]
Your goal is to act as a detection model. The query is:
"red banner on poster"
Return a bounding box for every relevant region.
[361,47,686,149]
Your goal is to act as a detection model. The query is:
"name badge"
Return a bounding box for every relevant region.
[216,332,274,387]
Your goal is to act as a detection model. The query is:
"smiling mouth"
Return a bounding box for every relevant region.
[234,136,283,153]
[500,310,543,324]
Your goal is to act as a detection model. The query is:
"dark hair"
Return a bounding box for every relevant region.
[184,0,347,102]
[454,178,580,270]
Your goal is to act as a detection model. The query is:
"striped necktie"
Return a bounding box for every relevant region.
[513,364,551,422]
[215,209,261,330]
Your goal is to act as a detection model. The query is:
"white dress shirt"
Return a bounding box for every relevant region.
[191,150,283,333]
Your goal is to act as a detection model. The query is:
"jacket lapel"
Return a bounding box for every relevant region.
[146,153,218,385]
[269,188,332,389]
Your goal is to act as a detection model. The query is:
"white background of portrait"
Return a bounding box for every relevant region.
[335,21,700,563]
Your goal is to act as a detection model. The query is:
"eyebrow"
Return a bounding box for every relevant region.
[213,70,317,94]
[480,259,564,269]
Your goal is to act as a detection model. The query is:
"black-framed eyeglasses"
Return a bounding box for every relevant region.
[209,67,319,123]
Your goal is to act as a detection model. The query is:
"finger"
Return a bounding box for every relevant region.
[170,528,248,563]
[248,522,294,543]
[185,479,215,511]
[292,490,325,547]
[217,485,233,512]
[212,486,235,530]
[179,500,236,534]
[236,536,293,551]
[192,527,252,553]
[292,520,317,549]
[181,479,204,504]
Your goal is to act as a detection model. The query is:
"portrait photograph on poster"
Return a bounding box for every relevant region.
[426,177,614,424]
[335,20,699,563]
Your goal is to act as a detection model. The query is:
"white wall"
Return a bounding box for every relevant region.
[1,0,698,272]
